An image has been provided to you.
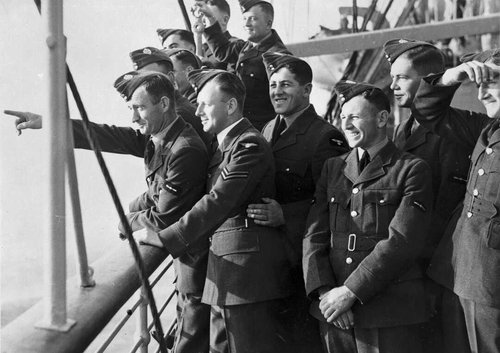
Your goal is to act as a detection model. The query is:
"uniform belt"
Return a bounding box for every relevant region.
[464,193,497,218]
[331,233,387,251]
[217,216,256,231]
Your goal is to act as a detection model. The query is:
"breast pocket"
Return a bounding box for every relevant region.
[276,159,313,202]
[327,190,350,233]
[362,189,400,234]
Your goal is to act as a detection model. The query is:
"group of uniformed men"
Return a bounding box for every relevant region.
[5,0,500,352]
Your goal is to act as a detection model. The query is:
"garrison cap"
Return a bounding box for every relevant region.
[157,28,194,45]
[113,71,171,101]
[262,52,312,80]
[129,47,173,71]
[383,38,436,64]
[460,48,500,63]
[187,68,228,93]
[162,48,203,68]
[238,0,271,13]
[334,80,383,106]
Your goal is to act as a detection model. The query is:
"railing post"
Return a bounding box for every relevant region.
[137,287,151,353]
[35,0,75,332]
[66,114,95,288]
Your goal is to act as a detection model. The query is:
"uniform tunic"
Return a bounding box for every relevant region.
[204,22,290,131]
[411,74,500,309]
[303,141,433,329]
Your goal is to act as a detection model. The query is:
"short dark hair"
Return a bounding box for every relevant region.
[139,73,176,106]
[212,72,246,112]
[170,50,201,69]
[169,31,195,48]
[279,62,313,86]
[256,2,274,21]
[361,89,391,114]
[400,46,445,75]
[208,0,230,16]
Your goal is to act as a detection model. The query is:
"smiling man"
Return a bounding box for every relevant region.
[195,0,290,131]
[5,71,210,353]
[412,49,500,353]
[303,80,433,353]
[246,52,347,353]
[383,39,472,353]
[136,68,293,353]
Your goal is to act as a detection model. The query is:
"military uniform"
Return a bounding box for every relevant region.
[157,118,292,352]
[175,90,212,150]
[202,30,243,70]
[412,73,500,353]
[204,22,290,131]
[303,141,433,353]
[72,117,211,353]
[261,104,348,353]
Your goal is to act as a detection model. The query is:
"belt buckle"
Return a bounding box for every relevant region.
[348,234,356,251]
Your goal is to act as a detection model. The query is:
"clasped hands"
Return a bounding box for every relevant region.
[318,285,357,330]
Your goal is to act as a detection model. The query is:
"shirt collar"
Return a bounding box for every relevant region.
[280,104,310,129]
[151,118,176,147]
[357,136,389,160]
[217,118,244,145]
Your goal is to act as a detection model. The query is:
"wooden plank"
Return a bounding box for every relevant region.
[287,13,500,57]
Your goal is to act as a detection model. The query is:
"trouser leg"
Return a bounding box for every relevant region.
[173,292,210,353]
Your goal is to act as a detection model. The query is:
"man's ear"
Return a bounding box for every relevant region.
[160,96,170,111]
[377,110,389,128]
[167,72,178,90]
[185,65,194,73]
[303,82,313,96]
[226,97,238,115]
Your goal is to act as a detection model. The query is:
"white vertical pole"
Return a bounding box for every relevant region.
[137,287,151,353]
[36,0,75,332]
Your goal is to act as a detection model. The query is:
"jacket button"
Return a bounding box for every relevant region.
[478,168,485,176]
[486,147,493,154]
[473,189,479,196]
[330,197,335,203]
[379,199,385,204]
[346,257,353,264]
[350,210,358,217]
[352,187,359,194]
[467,211,473,218]
[285,168,290,172]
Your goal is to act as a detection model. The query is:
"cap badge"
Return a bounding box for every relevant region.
[123,74,133,80]
[143,48,152,55]
[398,39,408,43]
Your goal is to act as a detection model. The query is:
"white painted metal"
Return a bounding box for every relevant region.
[36,0,75,332]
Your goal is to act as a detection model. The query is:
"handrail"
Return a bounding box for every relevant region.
[287,13,500,57]
[2,244,171,353]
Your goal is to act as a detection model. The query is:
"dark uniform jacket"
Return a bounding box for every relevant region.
[72,117,209,294]
[412,74,500,309]
[303,141,433,328]
[261,105,348,262]
[157,118,292,306]
[393,116,470,263]
[204,23,290,131]
[202,30,243,70]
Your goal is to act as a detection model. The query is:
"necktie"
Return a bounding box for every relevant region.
[210,137,219,155]
[145,140,155,163]
[271,117,287,145]
[359,151,370,173]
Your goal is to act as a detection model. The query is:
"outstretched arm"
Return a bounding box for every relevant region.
[4,110,43,135]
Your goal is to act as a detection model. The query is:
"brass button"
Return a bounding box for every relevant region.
[379,199,385,204]
[486,147,493,155]
[330,197,335,203]
[346,257,353,264]
[352,187,359,194]
[467,212,473,218]
[350,210,358,217]
[473,189,479,196]
[478,168,485,176]
[285,168,290,172]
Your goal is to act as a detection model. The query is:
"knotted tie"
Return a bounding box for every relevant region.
[271,117,287,145]
[359,151,370,173]
[145,140,155,163]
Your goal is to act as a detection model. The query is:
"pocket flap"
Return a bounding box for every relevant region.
[363,189,399,206]
[211,231,260,256]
